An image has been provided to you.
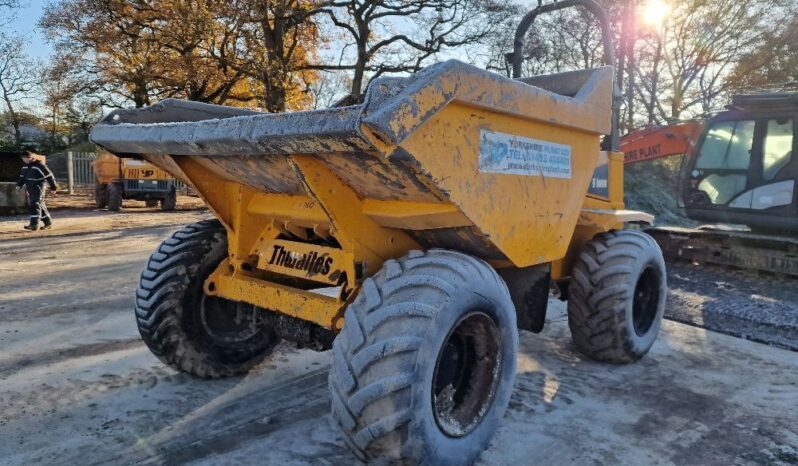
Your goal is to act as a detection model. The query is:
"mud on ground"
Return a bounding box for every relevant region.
[1,209,797,466]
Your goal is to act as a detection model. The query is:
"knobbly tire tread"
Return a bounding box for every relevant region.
[135,219,276,378]
[568,230,666,363]
[160,188,177,211]
[329,249,517,465]
[107,182,123,211]
[94,183,108,208]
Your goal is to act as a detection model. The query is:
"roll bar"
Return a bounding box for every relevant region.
[508,0,620,150]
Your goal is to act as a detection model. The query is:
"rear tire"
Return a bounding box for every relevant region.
[330,249,518,465]
[94,183,108,208]
[568,230,667,363]
[107,182,123,211]
[135,219,278,378]
[160,188,177,211]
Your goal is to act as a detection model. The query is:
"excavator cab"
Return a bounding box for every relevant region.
[682,93,798,232]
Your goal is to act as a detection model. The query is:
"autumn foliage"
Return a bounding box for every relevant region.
[39,0,322,110]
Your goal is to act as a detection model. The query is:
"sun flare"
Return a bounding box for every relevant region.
[641,0,670,26]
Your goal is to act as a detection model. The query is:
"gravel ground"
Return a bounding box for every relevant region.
[1,208,797,465]
[666,262,798,351]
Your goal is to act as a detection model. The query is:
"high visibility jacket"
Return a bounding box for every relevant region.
[16,161,57,192]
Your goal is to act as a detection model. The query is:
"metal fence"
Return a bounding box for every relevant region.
[68,151,97,188]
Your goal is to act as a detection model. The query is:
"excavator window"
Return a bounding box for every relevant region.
[694,120,755,205]
[763,118,793,181]
[696,120,755,170]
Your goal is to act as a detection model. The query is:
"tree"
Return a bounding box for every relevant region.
[39,57,103,148]
[313,0,511,95]
[624,0,798,125]
[0,0,21,9]
[40,0,278,109]
[477,1,633,129]
[0,34,39,148]
[479,0,796,130]
[218,0,322,111]
[0,111,41,149]
[650,0,793,120]
[633,31,666,125]
[141,0,262,106]
[40,0,168,108]
[307,70,351,108]
[727,15,798,92]
[40,0,324,111]
[506,5,616,76]
[0,0,22,27]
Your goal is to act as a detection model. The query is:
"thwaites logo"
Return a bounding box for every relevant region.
[267,245,334,276]
[142,169,155,177]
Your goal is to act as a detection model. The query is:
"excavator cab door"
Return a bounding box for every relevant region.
[684,111,797,231]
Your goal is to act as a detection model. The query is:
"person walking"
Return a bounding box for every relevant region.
[15,150,57,231]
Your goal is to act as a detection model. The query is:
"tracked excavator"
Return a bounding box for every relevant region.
[620,92,798,276]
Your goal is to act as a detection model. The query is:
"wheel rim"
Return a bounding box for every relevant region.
[432,311,501,438]
[199,295,262,345]
[632,266,660,336]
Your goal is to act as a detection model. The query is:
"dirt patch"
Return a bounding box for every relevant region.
[1,217,797,465]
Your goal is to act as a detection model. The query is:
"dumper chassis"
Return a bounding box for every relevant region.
[91,1,667,464]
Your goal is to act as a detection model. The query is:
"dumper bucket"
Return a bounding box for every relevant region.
[91,60,614,267]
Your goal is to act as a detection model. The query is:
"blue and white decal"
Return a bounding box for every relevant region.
[479,130,572,179]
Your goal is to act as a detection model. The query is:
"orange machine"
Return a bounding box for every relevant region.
[621,120,704,164]
[624,93,798,276]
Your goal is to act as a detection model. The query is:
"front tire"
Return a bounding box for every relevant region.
[135,219,278,378]
[568,230,667,363]
[107,182,123,211]
[330,249,518,465]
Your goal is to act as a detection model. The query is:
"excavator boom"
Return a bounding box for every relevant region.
[621,120,704,164]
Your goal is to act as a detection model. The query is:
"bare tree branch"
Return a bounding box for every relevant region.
[0,33,38,147]
[312,0,513,95]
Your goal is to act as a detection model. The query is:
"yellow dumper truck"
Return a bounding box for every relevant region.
[90,1,666,464]
[93,151,178,211]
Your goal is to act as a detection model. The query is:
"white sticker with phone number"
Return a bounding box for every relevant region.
[478,130,572,179]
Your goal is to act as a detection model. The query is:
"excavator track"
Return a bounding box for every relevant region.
[646,226,798,278]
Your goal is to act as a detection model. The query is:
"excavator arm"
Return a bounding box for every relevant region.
[621,120,704,164]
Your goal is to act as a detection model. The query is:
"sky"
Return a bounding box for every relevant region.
[2,0,51,59]
[2,0,547,64]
